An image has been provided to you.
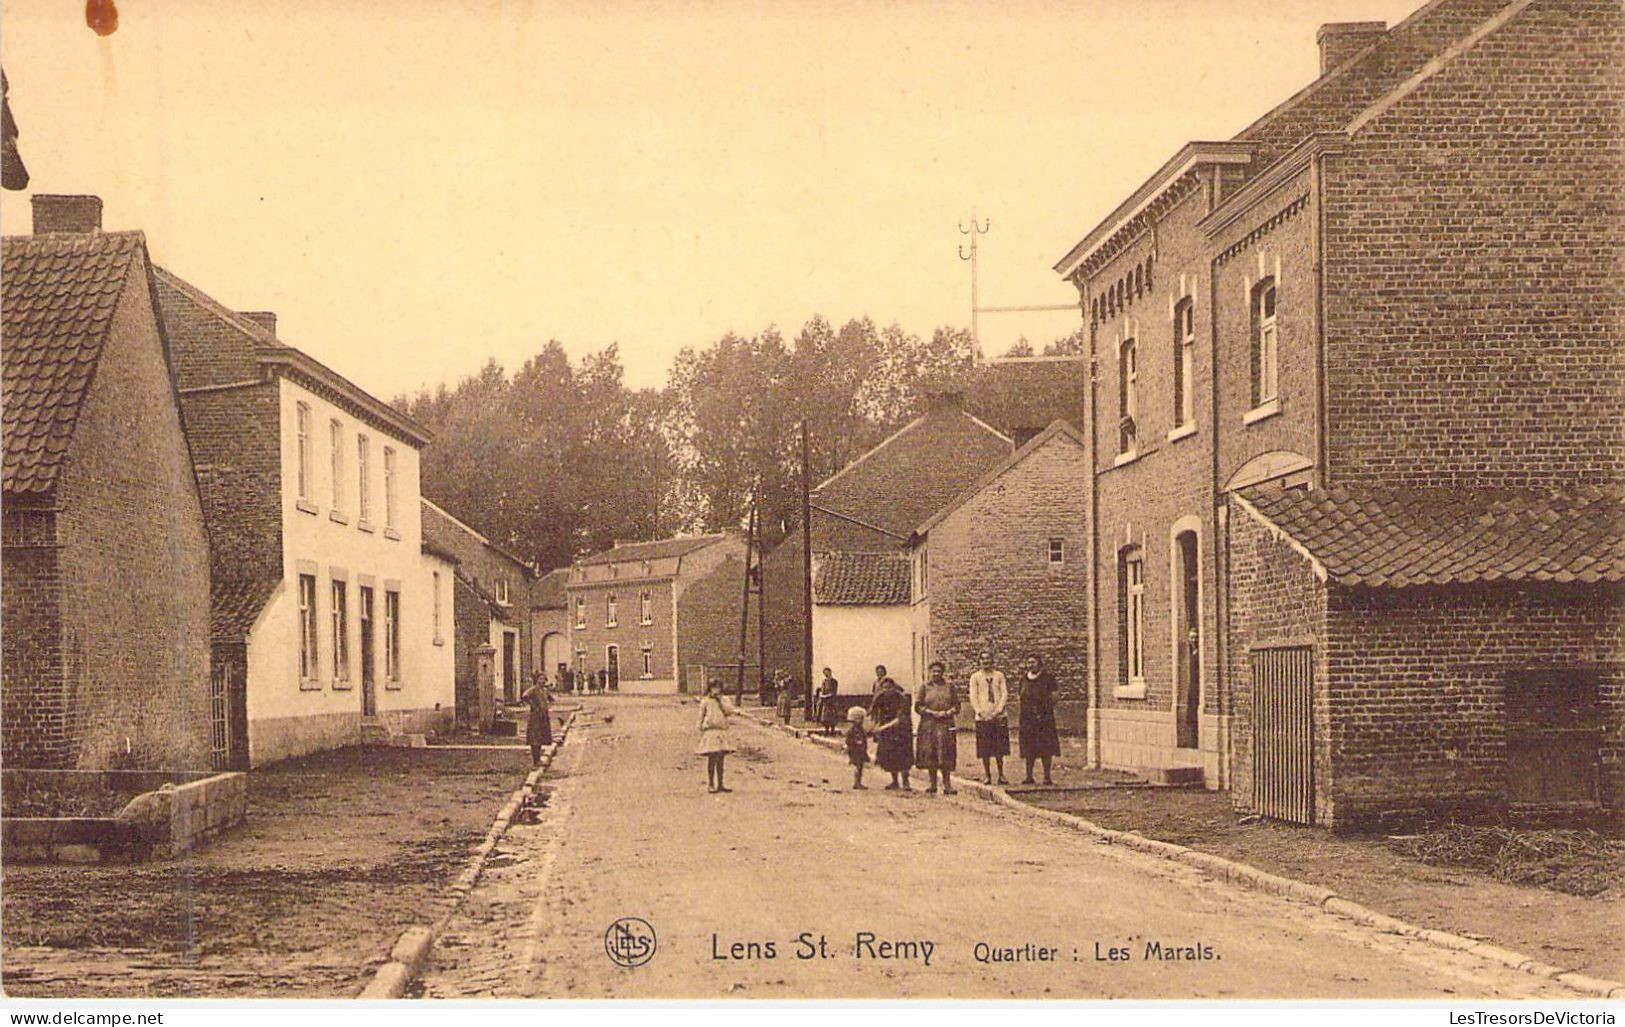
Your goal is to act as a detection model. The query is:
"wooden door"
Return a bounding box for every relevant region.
[1175,531,1200,750]
[359,586,377,717]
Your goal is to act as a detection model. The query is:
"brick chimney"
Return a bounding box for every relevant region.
[1317,21,1386,75]
[239,311,278,336]
[32,194,102,234]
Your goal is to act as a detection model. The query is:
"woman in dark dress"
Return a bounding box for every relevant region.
[520,675,553,768]
[817,668,840,736]
[914,661,960,795]
[1018,653,1061,785]
[868,671,914,791]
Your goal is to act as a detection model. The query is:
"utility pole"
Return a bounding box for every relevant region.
[959,211,990,361]
[800,419,814,722]
[734,497,757,706]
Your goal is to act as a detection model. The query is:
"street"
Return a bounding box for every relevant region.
[417,697,1570,999]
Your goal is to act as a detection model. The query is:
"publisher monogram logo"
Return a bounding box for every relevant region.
[605,917,657,968]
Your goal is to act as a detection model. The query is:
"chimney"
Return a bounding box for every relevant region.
[1317,21,1386,74]
[239,311,278,336]
[32,194,102,234]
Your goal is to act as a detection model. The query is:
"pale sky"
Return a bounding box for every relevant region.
[1,0,1423,399]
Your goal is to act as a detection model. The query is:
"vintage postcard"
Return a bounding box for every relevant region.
[0,0,1620,1009]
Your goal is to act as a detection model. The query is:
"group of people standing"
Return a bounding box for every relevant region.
[693,651,1063,796]
[848,651,1061,792]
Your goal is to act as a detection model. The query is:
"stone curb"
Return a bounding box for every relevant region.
[356,709,578,999]
[737,708,1624,1000]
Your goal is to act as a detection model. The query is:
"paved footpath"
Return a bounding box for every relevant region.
[416,697,1571,1000]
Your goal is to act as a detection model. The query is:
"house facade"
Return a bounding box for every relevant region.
[421,498,535,712]
[566,534,750,694]
[529,568,571,687]
[906,421,1092,731]
[1053,0,1624,821]
[159,254,453,765]
[1,197,213,770]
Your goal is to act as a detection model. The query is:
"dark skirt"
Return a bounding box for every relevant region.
[876,726,913,772]
[1018,713,1060,758]
[527,709,553,747]
[819,695,840,728]
[975,717,1011,758]
[915,717,957,770]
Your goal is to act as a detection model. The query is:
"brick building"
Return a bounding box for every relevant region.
[566,534,750,694]
[422,498,536,716]
[529,568,571,687]
[1,198,213,769]
[906,421,1091,731]
[158,243,453,764]
[1052,0,1624,822]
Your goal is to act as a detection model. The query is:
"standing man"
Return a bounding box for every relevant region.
[968,650,1010,785]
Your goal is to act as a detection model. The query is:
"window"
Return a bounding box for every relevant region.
[574,596,586,628]
[1119,548,1145,690]
[1048,538,1065,565]
[331,579,349,682]
[640,590,653,625]
[329,419,344,510]
[384,590,400,682]
[383,447,397,528]
[641,644,653,679]
[295,402,312,501]
[606,593,618,627]
[432,570,442,643]
[913,547,928,600]
[1252,278,1278,408]
[610,563,619,579]
[1118,338,1138,455]
[357,435,371,522]
[641,560,651,576]
[496,578,510,606]
[298,573,319,680]
[1173,298,1195,429]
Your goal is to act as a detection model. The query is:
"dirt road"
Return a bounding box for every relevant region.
[417,697,1572,1000]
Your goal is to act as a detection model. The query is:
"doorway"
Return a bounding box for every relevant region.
[1175,530,1200,749]
[606,644,620,691]
[502,630,518,702]
[359,585,377,717]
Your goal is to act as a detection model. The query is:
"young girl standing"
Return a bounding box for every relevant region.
[696,679,735,793]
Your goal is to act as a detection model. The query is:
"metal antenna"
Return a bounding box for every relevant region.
[959,212,990,361]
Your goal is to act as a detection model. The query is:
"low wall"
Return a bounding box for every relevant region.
[1,770,246,863]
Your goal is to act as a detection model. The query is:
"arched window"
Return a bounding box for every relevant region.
[1118,337,1138,455]
[1251,277,1278,408]
[1173,297,1195,430]
[1118,546,1145,690]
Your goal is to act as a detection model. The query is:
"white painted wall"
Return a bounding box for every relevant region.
[812,603,916,697]
[244,377,452,761]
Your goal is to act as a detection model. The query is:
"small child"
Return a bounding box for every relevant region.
[845,706,870,790]
[775,674,795,724]
[696,679,734,793]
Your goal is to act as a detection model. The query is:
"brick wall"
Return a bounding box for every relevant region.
[1323,0,1625,488]
[761,536,808,685]
[675,555,759,693]
[422,502,532,684]
[183,384,283,586]
[1,509,68,765]
[927,432,1091,727]
[452,574,491,723]
[53,270,213,770]
[1226,500,1333,821]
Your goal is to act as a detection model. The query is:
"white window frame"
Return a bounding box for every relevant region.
[641,644,653,679]
[574,596,586,629]
[1173,298,1196,431]
[1254,279,1279,409]
[384,589,401,682]
[295,402,313,502]
[382,446,397,529]
[331,578,349,683]
[640,590,653,625]
[1120,549,1145,697]
[432,569,443,644]
[329,419,345,512]
[357,434,372,523]
[1048,538,1065,565]
[298,573,319,682]
[1118,338,1138,457]
[496,578,510,606]
[606,593,618,628]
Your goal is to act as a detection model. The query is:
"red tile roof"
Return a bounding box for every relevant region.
[813,406,1011,542]
[1239,487,1625,588]
[813,551,910,605]
[579,534,727,566]
[2,230,145,497]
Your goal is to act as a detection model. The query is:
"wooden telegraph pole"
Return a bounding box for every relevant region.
[734,498,757,706]
[800,419,814,721]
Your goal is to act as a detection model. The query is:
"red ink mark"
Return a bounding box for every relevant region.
[86,0,118,36]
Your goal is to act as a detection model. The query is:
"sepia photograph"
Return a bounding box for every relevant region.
[0,0,1621,1008]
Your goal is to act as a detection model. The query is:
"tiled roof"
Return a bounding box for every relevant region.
[2,231,145,497]
[963,357,1087,436]
[579,535,726,566]
[532,568,569,609]
[211,577,278,640]
[813,552,910,605]
[1240,487,1625,588]
[813,406,1012,541]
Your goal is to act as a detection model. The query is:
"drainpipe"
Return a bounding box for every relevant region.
[1314,148,1332,486]
[1083,278,1103,769]
[1208,185,1229,791]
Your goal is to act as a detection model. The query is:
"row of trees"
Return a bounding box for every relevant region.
[401,318,1075,570]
